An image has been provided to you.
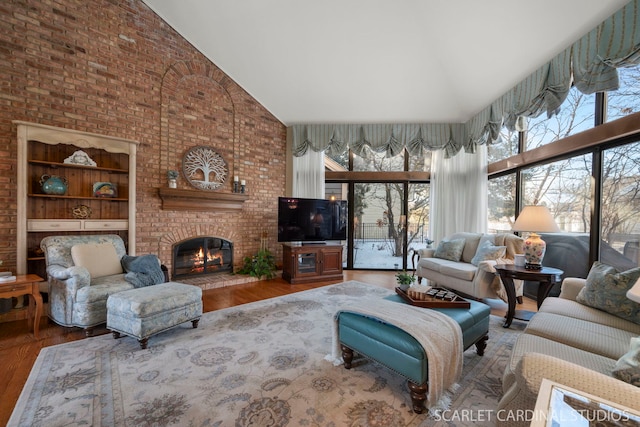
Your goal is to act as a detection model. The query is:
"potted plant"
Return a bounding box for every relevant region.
[167,170,179,188]
[395,270,415,290]
[237,248,277,280]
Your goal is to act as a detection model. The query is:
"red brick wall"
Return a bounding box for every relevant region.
[0,0,287,274]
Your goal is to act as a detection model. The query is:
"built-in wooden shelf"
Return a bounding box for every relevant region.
[158,187,249,211]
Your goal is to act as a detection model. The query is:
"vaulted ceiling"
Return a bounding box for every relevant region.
[142,0,629,126]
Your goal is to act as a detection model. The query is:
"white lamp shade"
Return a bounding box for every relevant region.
[512,205,560,269]
[628,277,640,303]
[512,206,561,233]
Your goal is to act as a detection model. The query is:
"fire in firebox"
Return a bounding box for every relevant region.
[173,237,233,279]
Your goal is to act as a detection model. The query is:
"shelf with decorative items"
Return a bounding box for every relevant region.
[159,145,247,211]
[15,121,138,278]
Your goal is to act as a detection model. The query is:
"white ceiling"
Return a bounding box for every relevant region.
[142,0,628,126]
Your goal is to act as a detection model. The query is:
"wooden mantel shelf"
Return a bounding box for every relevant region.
[158,187,249,211]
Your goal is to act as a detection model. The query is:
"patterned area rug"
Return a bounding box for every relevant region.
[9,281,525,426]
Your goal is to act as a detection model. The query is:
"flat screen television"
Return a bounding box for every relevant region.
[278,197,347,243]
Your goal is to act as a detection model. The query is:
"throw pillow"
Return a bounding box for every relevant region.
[71,243,123,279]
[121,254,166,288]
[576,261,640,325]
[433,238,466,262]
[612,336,640,387]
[471,242,507,266]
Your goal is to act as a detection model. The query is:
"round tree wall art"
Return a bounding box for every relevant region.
[182,146,228,191]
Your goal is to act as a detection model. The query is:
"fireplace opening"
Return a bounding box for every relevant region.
[173,237,233,279]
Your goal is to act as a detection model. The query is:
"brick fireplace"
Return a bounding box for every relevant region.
[158,224,263,291]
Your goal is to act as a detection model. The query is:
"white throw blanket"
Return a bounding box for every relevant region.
[325,297,463,412]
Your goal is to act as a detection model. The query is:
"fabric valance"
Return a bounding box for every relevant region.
[291,123,468,158]
[291,0,640,158]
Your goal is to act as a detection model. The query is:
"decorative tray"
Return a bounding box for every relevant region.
[395,286,471,309]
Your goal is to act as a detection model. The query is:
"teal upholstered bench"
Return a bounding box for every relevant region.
[338,295,490,413]
[107,281,203,349]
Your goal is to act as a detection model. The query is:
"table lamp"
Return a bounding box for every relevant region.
[512,205,560,270]
[627,277,640,303]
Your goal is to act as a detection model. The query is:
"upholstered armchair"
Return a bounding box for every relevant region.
[41,234,166,336]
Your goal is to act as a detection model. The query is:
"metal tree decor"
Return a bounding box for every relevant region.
[182,146,228,191]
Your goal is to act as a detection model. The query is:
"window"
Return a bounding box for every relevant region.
[352,182,404,269]
[409,151,432,172]
[521,154,592,232]
[487,173,516,233]
[600,141,640,268]
[526,86,596,150]
[325,148,430,270]
[488,126,519,164]
[353,147,404,172]
[606,66,640,122]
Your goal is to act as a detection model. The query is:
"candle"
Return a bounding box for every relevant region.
[240,180,246,185]
[234,176,239,182]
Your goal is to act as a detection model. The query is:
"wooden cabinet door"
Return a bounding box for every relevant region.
[320,246,343,275]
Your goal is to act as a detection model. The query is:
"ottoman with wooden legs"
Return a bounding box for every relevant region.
[106,281,203,349]
[337,295,490,413]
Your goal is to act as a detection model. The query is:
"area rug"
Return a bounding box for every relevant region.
[9,281,525,427]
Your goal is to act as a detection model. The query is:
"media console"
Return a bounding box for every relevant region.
[282,243,344,284]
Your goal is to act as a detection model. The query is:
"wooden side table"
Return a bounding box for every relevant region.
[0,274,44,338]
[494,264,563,328]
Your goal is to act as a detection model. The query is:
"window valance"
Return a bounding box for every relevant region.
[291,123,468,158]
[291,0,640,158]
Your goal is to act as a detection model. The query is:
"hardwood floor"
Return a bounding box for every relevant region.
[0,271,535,425]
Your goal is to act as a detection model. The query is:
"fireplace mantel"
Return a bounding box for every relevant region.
[158,188,249,211]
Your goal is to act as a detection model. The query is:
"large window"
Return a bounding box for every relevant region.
[352,183,404,269]
[488,64,640,278]
[326,148,429,270]
[521,155,592,232]
[601,142,640,269]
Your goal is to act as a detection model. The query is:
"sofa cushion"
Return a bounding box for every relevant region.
[71,243,123,279]
[613,336,640,387]
[439,263,477,282]
[539,297,640,334]
[75,274,133,303]
[525,312,636,360]
[507,333,618,383]
[576,262,640,325]
[450,232,482,263]
[471,242,506,266]
[434,238,465,262]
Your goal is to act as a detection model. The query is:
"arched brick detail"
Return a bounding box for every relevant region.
[159,59,238,183]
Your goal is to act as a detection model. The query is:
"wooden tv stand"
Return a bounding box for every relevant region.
[282,243,344,284]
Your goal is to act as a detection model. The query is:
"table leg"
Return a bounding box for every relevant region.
[500,274,517,328]
[26,294,34,330]
[29,288,43,339]
[536,280,555,309]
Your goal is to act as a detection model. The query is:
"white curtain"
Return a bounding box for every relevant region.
[430,145,488,244]
[292,150,325,198]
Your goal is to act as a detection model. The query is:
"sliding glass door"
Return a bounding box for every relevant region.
[352,183,405,269]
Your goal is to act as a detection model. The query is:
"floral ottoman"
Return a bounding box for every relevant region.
[106,281,202,349]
